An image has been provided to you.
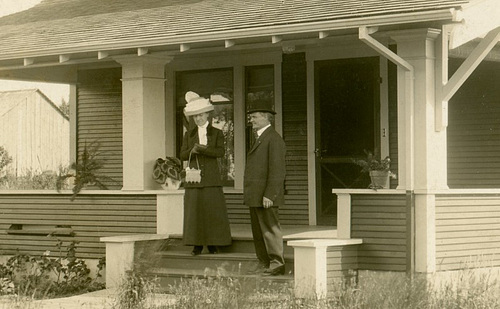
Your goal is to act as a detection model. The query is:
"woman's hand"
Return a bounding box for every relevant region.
[192,143,207,154]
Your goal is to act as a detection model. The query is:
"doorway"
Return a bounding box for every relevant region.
[314,57,380,225]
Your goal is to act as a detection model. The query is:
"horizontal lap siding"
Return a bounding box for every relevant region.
[435,195,500,271]
[225,192,308,225]
[351,194,407,271]
[281,53,309,225]
[448,59,500,188]
[0,194,156,259]
[327,246,358,288]
[77,68,123,189]
[388,56,399,188]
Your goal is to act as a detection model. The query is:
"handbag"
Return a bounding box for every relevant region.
[184,151,202,183]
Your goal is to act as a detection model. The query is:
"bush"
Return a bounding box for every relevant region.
[0,240,105,298]
[0,169,65,190]
[0,146,12,179]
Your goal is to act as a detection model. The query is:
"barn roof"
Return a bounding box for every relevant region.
[0,0,472,62]
[0,89,69,120]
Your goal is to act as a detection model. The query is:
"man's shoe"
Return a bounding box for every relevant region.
[191,246,203,256]
[263,265,285,276]
[247,262,268,274]
[207,246,218,254]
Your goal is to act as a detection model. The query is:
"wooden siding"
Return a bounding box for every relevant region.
[388,51,399,188]
[448,59,500,188]
[225,192,309,226]
[0,194,156,259]
[0,89,69,176]
[281,52,309,225]
[351,194,407,271]
[327,246,358,288]
[77,68,123,189]
[435,194,500,271]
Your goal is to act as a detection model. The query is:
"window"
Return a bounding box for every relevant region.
[176,68,234,186]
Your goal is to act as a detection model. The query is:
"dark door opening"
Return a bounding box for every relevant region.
[314,57,380,225]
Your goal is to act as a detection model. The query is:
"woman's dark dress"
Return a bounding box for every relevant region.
[179,124,232,246]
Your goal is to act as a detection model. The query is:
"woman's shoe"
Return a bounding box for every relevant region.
[207,246,218,254]
[191,246,203,256]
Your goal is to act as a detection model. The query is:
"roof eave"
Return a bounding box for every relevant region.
[0,8,458,62]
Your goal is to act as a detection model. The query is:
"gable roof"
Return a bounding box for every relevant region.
[0,89,69,120]
[0,0,474,63]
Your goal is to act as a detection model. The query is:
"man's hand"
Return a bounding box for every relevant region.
[263,197,273,208]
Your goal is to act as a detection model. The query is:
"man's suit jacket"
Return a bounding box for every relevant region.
[244,126,286,207]
[180,124,225,188]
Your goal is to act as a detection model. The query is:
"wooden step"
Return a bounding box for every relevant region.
[149,267,294,293]
[153,251,294,274]
[165,235,295,255]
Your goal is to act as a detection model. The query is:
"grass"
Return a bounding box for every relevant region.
[1,265,499,308]
[108,266,500,309]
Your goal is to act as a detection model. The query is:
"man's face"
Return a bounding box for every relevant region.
[193,112,209,127]
[249,112,270,130]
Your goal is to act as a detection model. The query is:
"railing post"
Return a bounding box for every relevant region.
[156,192,184,235]
[337,193,351,239]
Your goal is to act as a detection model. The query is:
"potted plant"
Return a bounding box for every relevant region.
[152,157,184,190]
[352,150,397,189]
[56,141,117,200]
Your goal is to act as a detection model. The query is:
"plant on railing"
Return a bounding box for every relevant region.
[56,140,117,200]
[352,150,396,189]
[153,156,185,190]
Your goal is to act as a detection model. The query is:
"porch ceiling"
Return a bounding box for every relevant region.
[0,0,473,71]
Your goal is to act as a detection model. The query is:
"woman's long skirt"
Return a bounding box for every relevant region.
[183,186,232,246]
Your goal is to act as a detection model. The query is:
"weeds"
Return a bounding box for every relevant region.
[0,240,105,299]
[109,266,500,309]
[112,270,164,309]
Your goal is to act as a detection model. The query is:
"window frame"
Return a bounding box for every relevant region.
[166,51,282,190]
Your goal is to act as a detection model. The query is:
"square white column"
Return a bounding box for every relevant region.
[391,29,448,191]
[114,55,172,190]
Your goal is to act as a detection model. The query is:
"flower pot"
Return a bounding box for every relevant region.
[369,170,390,189]
[161,178,181,190]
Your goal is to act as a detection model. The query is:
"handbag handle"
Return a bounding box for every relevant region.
[188,149,200,169]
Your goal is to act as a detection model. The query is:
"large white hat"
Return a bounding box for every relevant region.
[183,91,214,116]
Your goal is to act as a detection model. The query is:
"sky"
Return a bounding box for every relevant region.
[0,0,70,105]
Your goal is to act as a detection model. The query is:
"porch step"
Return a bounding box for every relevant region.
[165,234,295,255]
[149,267,294,293]
[153,251,294,274]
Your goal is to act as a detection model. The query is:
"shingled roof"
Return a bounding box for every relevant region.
[0,0,470,62]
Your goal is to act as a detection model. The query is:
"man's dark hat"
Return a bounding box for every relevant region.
[246,99,276,115]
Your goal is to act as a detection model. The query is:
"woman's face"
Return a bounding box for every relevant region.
[193,112,209,126]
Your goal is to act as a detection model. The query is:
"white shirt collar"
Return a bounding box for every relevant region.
[256,124,271,137]
[197,121,209,145]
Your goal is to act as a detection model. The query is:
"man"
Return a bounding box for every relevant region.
[244,100,286,276]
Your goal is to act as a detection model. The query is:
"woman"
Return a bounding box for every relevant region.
[180,91,232,255]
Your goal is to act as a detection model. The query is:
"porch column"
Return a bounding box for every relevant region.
[391,29,447,191]
[114,55,172,190]
[391,29,444,273]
